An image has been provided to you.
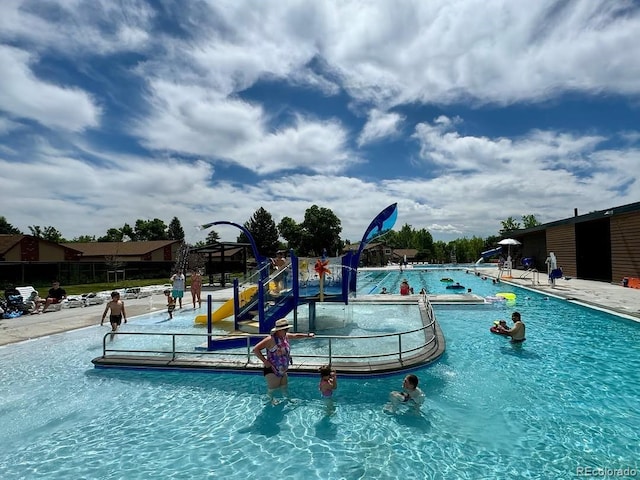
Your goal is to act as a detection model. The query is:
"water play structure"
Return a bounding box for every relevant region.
[197,204,399,349]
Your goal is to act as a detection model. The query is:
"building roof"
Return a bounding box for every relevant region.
[0,235,22,254]
[342,241,384,252]
[0,234,83,255]
[61,240,181,257]
[507,200,640,237]
[391,248,419,258]
[190,242,250,256]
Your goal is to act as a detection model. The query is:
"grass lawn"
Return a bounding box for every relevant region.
[33,274,243,296]
[32,278,170,296]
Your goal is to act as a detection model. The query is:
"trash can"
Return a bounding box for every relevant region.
[622,277,629,287]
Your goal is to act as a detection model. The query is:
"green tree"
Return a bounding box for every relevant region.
[205,229,220,245]
[237,207,279,257]
[300,205,342,256]
[521,214,540,229]
[168,217,185,240]
[192,230,220,248]
[42,226,65,243]
[396,223,415,248]
[0,216,21,234]
[121,223,135,241]
[98,228,125,242]
[381,229,400,248]
[28,225,64,242]
[413,228,434,261]
[134,219,168,241]
[500,217,521,234]
[70,235,96,242]
[432,241,447,263]
[28,225,43,237]
[484,234,501,249]
[278,217,303,251]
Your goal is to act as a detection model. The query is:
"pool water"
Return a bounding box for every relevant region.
[1,272,639,479]
[356,266,505,297]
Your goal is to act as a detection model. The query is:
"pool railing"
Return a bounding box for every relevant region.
[92,295,445,376]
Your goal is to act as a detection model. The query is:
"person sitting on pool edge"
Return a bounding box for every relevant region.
[42,280,67,312]
[498,311,526,343]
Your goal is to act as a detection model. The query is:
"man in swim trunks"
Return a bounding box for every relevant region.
[170,271,185,308]
[253,318,315,403]
[101,291,127,332]
[500,311,526,343]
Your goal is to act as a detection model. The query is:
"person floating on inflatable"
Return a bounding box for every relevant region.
[490,320,509,335]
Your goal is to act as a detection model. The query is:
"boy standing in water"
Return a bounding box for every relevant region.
[101,291,127,332]
[164,289,176,319]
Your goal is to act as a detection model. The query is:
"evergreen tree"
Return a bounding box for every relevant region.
[168,217,185,240]
[0,216,21,234]
[237,207,279,257]
[205,230,220,245]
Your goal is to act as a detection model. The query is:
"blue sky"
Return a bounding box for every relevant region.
[2,0,639,244]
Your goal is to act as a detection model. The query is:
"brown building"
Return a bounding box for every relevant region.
[506,201,640,284]
[0,236,182,286]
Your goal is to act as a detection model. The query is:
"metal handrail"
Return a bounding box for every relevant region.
[100,296,440,368]
[102,309,437,365]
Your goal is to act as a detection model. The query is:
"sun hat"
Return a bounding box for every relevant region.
[270,318,291,334]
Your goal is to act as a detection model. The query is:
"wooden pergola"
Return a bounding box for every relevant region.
[190,242,252,287]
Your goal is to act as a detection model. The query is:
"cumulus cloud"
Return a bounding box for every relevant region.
[358,109,404,146]
[0,0,153,55]
[413,116,608,174]
[137,81,357,175]
[0,45,101,131]
[2,0,640,244]
[319,1,640,107]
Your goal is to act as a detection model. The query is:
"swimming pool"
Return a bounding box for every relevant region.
[1,272,639,479]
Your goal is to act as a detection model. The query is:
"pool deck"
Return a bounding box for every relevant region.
[473,266,640,321]
[2,268,639,349]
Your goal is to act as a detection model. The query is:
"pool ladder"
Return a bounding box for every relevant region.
[519,268,540,285]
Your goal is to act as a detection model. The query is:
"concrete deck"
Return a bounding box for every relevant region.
[473,266,640,321]
[0,289,231,347]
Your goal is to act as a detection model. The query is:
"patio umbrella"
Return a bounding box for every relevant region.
[497,238,521,260]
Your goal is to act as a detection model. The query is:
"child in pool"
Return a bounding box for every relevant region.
[164,289,176,319]
[319,365,338,397]
[494,319,508,330]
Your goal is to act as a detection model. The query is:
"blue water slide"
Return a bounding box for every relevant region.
[475,246,503,266]
[481,247,503,259]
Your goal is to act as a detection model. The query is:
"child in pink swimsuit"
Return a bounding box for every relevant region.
[319,365,338,398]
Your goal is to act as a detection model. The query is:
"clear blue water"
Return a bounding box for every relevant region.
[1,269,639,479]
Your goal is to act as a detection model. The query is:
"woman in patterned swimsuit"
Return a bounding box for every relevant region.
[253,318,315,401]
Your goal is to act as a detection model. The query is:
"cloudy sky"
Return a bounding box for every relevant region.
[2,0,639,244]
